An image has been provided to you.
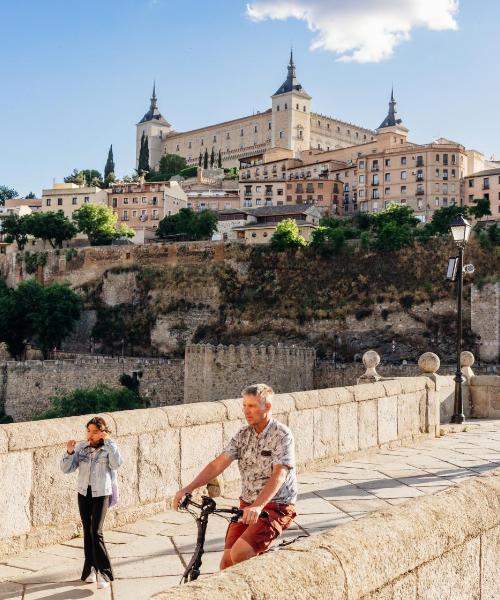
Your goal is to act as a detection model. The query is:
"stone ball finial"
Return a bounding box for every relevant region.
[460,351,474,368]
[362,350,380,369]
[418,352,440,374]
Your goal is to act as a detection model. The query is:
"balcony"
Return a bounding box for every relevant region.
[416,189,425,196]
[371,165,380,172]
[416,175,424,182]
[483,183,490,190]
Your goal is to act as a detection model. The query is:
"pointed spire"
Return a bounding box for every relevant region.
[150,81,157,111]
[287,47,296,79]
[274,50,309,97]
[378,87,405,129]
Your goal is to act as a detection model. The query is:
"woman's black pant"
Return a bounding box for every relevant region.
[77,486,113,581]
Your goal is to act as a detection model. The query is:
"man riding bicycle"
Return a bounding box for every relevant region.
[173,383,297,570]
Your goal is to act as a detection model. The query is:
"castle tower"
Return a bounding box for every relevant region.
[271,51,312,155]
[135,82,171,171]
[375,87,409,146]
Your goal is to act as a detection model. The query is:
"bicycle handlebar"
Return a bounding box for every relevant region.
[180,493,269,519]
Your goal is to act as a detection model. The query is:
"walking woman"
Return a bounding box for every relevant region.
[61,416,123,590]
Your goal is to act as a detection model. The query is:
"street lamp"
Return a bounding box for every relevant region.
[449,214,471,424]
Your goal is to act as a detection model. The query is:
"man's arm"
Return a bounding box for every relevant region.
[242,464,289,525]
[172,453,233,510]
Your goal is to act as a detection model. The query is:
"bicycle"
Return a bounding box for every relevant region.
[178,493,268,583]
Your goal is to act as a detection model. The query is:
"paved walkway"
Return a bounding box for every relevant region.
[1,420,500,600]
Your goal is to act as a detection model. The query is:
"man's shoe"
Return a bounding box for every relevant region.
[84,568,96,583]
[96,572,110,589]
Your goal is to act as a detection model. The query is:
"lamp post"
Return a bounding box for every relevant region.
[449,214,471,424]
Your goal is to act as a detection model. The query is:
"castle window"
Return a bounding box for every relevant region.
[226,132,230,139]
[284,103,288,110]
[337,127,341,133]
[296,103,299,109]
[318,120,321,127]
[303,106,306,111]
[240,129,244,136]
[72,197,78,205]
[213,136,217,142]
[188,141,192,148]
[279,131,284,139]
[201,139,204,146]
[277,105,280,111]
[268,122,272,130]
[254,125,258,133]
[176,144,179,151]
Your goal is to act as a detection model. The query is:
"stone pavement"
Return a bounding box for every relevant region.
[1,420,499,600]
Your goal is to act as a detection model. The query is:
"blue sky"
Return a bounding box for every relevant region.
[0,0,499,197]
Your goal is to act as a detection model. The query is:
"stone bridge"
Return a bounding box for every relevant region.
[0,371,499,599]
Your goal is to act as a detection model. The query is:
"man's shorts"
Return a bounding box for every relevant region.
[224,498,296,555]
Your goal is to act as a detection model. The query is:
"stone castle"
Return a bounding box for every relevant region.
[136,52,376,171]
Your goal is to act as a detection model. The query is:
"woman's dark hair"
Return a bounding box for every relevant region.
[86,416,112,434]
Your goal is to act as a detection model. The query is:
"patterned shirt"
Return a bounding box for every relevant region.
[223,418,297,504]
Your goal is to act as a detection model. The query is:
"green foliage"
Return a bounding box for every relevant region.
[0,185,18,205]
[469,197,491,220]
[34,384,143,420]
[352,212,375,230]
[427,205,469,236]
[270,219,307,251]
[1,213,29,250]
[25,192,36,199]
[104,144,115,182]
[375,221,415,251]
[210,147,215,168]
[198,152,202,167]
[156,208,218,240]
[0,279,82,358]
[73,203,134,245]
[64,169,103,187]
[22,251,48,274]
[310,226,346,255]
[179,166,197,179]
[223,167,239,180]
[203,148,209,169]
[360,231,371,250]
[217,149,222,168]
[25,211,78,248]
[375,203,419,229]
[65,247,78,261]
[159,153,187,177]
[138,132,150,174]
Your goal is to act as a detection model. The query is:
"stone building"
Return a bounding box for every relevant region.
[107,179,187,243]
[136,52,375,171]
[41,183,107,221]
[464,167,500,219]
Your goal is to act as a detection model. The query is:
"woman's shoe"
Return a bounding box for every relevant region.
[96,572,110,589]
[84,567,97,583]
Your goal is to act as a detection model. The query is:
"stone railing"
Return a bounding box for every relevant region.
[0,376,441,557]
[153,469,500,600]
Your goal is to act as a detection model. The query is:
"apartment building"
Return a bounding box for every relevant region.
[107,179,187,242]
[41,183,107,220]
[464,167,500,219]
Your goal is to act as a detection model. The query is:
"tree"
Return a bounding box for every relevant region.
[64,169,103,187]
[73,203,134,245]
[198,152,203,167]
[25,211,78,248]
[1,213,29,250]
[217,149,222,168]
[203,148,209,169]
[0,185,18,206]
[25,192,36,199]
[158,153,187,177]
[104,144,115,184]
[469,197,491,221]
[155,208,217,240]
[34,384,142,420]
[270,219,307,251]
[428,205,469,236]
[375,221,415,251]
[27,281,83,356]
[210,147,215,168]
[375,203,419,230]
[0,279,82,359]
[138,132,150,174]
[310,226,346,254]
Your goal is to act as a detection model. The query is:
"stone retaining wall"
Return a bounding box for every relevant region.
[153,469,500,600]
[1,358,184,421]
[0,376,441,557]
[471,375,500,418]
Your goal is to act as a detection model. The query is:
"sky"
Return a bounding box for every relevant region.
[0,0,499,197]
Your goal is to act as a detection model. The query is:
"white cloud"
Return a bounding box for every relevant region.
[246,0,459,62]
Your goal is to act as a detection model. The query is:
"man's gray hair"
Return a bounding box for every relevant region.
[242,383,274,408]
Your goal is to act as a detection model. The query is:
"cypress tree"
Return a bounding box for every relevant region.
[210,147,215,168]
[203,148,209,169]
[104,144,115,180]
[198,152,202,167]
[138,132,150,174]
[217,149,222,168]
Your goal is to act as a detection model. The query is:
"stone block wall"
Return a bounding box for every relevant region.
[1,358,184,422]
[184,343,316,404]
[153,469,500,600]
[0,376,439,557]
[471,282,500,363]
[470,375,500,418]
